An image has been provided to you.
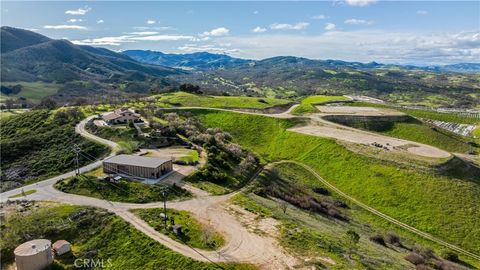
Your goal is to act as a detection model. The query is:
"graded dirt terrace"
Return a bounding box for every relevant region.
[315,105,405,116]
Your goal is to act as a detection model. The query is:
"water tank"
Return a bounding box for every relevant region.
[14,239,53,270]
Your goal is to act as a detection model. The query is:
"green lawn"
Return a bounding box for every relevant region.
[55,175,191,203]
[131,208,224,250]
[154,91,291,109]
[0,205,253,270]
[192,109,480,255]
[292,95,349,115]
[175,150,200,165]
[0,81,61,103]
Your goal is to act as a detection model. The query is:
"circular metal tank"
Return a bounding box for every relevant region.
[14,239,53,270]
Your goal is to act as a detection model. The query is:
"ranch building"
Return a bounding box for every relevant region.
[103,154,173,179]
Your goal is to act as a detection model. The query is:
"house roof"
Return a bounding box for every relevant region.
[102,112,121,121]
[53,240,70,249]
[104,154,170,168]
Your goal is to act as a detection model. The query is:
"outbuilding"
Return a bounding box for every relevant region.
[52,240,71,256]
[103,154,173,179]
[14,239,53,270]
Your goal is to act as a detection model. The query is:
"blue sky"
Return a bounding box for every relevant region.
[1,1,479,64]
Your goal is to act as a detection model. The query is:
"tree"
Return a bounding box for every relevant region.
[37,98,57,110]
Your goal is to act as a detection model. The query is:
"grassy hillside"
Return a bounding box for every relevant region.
[153,91,290,109]
[0,204,253,270]
[292,95,349,115]
[0,81,61,103]
[192,109,480,255]
[233,162,471,269]
[0,109,108,192]
[55,175,191,203]
[131,208,224,250]
[382,122,471,153]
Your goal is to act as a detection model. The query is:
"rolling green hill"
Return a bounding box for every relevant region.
[0,109,108,192]
[190,109,480,256]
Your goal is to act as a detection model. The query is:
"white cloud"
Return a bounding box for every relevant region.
[43,25,87,30]
[127,31,159,35]
[71,33,194,46]
[67,19,83,23]
[218,30,480,64]
[201,27,230,36]
[416,10,429,15]
[270,22,309,30]
[178,44,240,54]
[253,10,259,15]
[72,36,134,46]
[97,20,104,24]
[252,26,267,33]
[311,15,328,20]
[344,19,373,25]
[130,35,194,41]
[325,23,336,31]
[344,0,377,7]
[65,6,91,15]
[146,20,156,25]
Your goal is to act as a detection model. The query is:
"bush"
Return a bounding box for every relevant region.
[405,252,425,265]
[440,250,459,263]
[385,232,401,246]
[369,234,386,246]
[312,187,330,195]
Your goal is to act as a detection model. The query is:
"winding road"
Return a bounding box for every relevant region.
[1,105,478,266]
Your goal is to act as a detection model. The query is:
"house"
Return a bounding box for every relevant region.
[103,154,173,179]
[52,240,71,256]
[102,108,141,125]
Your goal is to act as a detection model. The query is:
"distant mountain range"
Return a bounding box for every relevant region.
[1,27,479,108]
[1,26,180,83]
[123,49,480,73]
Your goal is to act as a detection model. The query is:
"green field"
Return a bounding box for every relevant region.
[0,81,61,103]
[55,175,191,203]
[131,208,224,250]
[292,95,349,115]
[154,91,291,109]
[0,205,253,270]
[192,109,480,255]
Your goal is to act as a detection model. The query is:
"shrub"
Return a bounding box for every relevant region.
[405,252,425,265]
[369,234,386,246]
[440,250,459,263]
[312,187,330,195]
[385,232,401,246]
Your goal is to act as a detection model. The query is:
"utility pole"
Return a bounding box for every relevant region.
[72,144,81,176]
[162,188,168,228]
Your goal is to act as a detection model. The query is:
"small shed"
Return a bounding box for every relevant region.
[52,240,71,256]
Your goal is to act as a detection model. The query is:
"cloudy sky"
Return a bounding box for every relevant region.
[1,1,479,65]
